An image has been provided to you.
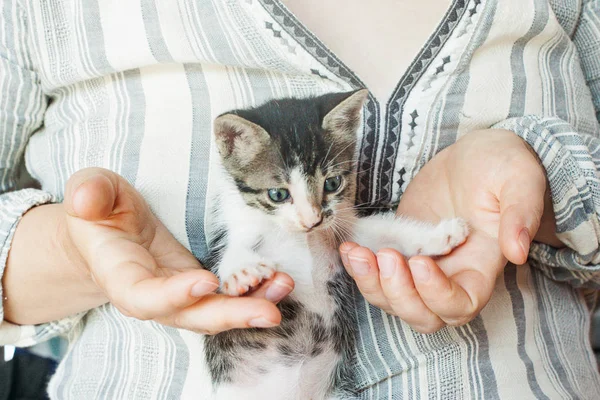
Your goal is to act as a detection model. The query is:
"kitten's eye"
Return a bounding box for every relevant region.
[267,188,290,202]
[324,176,342,193]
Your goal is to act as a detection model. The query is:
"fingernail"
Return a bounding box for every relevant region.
[348,257,370,276]
[377,253,396,278]
[265,280,293,302]
[249,317,278,328]
[190,281,219,297]
[519,228,530,257]
[409,259,430,283]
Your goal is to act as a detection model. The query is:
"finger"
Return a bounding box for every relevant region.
[153,222,294,303]
[151,223,204,270]
[339,242,360,277]
[112,266,221,320]
[247,272,295,303]
[343,245,391,311]
[161,294,282,334]
[533,188,564,248]
[408,256,493,326]
[376,250,445,333]
[94,239,219,320]
[64,167,120,220]
[498,162,546,265]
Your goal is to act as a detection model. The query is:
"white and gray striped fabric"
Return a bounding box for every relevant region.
[1,0,600,398]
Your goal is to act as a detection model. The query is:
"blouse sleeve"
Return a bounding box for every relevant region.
[0,0,84,347]
[493,116,600,288]
[572,0,600,121]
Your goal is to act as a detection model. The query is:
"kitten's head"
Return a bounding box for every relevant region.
[214,89,368,233]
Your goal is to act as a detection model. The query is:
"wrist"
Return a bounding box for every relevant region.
[3,204,107,325]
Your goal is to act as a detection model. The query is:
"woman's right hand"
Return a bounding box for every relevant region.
[63,168,293,334]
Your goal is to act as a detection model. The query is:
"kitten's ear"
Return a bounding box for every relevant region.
[214,114,270,165]
[321,89,369,136]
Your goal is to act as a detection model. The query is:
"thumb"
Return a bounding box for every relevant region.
[498,172,546,265]
[64,167,121,221]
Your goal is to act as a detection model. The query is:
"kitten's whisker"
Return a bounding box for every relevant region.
[331,211,356,222]
[334,198,389,212]
[325,146,355,171]
[324,141,357,171]
[322,141,335,168]
[331,223,346,246]
[325,160,357,171]
[355,164,376,173]
[326,160,356,168]
[337,226,353,244]
[325,225,339,246]
[352,195,390,207]
[334,220,350,235]
[335,203,385,212]
[329,216,354,243]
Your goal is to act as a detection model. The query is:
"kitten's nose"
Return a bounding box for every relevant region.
[310,216,323,229]
[303,215,323,231]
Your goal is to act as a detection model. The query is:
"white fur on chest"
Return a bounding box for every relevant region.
[209,167,344,316]
[200,168,347,399]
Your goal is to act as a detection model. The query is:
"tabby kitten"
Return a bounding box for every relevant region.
[201,90,468,399]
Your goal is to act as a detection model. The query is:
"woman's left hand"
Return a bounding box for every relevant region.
[340,129,563,333]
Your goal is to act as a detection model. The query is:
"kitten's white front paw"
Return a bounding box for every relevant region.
[421,218,469,256]
[220,260,277,296]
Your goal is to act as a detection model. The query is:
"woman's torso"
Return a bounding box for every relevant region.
[17,0,600,398]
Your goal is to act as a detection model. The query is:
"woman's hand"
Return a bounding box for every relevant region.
[62,168,293,334]
[340,129,561,333]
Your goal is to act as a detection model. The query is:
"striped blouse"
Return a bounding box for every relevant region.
[1,0,600,398]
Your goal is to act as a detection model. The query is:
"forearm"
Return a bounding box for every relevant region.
[2,204,107,325]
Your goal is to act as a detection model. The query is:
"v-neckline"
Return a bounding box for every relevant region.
[257,0,471,207]
[262,0,465,108]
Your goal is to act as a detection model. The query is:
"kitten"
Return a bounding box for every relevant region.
[201,89,468,399]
